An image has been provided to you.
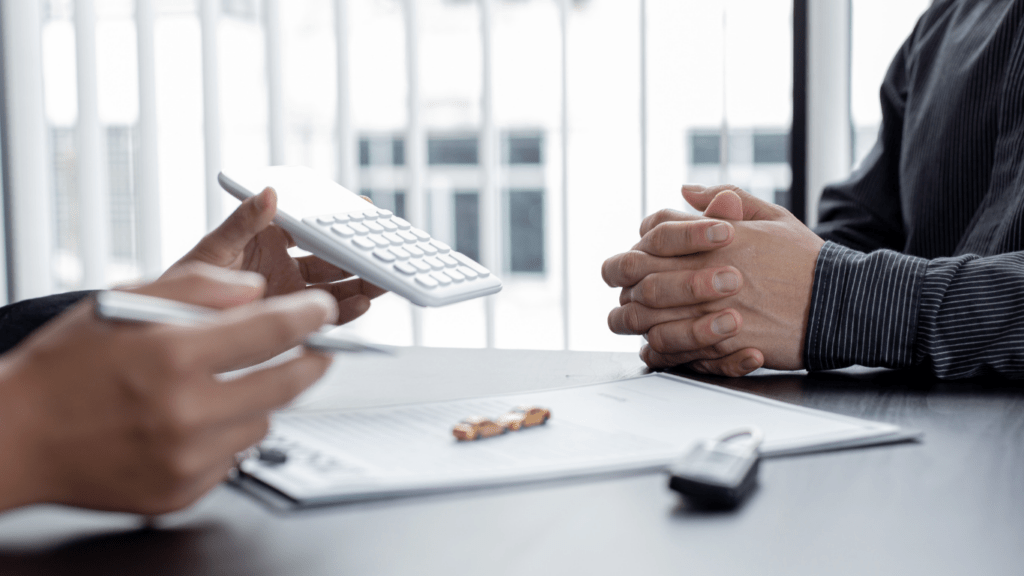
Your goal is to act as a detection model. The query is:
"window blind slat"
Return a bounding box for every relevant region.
[75,0,110,289]
[1,1,52,300]
[479,0,498,349]
[135,0,162,277]
[200,0,222,231]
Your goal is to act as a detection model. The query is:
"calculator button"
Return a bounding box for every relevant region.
[410,259,432,273]
[379,219,398,231]
[331,224,355,238]
[352,237,375,250]
[406,245,425,257]
[349,222,370,235]
[411,228,431,241]
[394,262,416,275]
[439,254,459,268]
[431,240,451,254]
[457,265,479,279]
[364,221,384,233]
[398,230,418,243]
[454,253,490,277]
[373,250,396,263]
[316,215,334,225]
[333,214,350,223]
[383,232,404,246]
[369,234,390,247]
[445,269,466,282]
[377,209,394,218]
[430,272,453,286]
[362,210,379,221]
[425,257,445,270]
[389,246,411,260]
[392,217,412,230]
[415,275,439,289]
[347,212,365,222]
[419,243,438,256]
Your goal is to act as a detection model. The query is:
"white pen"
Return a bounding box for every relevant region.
[93,290,393,355]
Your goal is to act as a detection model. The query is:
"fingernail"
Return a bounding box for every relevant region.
[711,313,736,335]
[706,223,730,243]
[257,187,275,210]
[681,184,706,193]
[740,356,761,371]
[303,289,340,323]
[713,271,739,293]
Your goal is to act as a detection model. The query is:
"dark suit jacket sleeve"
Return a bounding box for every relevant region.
[0,291,95,355]
[803,7,1024,380]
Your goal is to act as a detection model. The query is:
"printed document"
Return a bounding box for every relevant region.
[239,373,913,505]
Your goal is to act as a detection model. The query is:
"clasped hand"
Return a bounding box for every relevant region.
[602,185,825,377]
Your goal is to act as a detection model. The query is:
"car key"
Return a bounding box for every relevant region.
[667,427,763,509]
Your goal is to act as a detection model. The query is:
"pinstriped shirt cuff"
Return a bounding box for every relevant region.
[804,242,928,371]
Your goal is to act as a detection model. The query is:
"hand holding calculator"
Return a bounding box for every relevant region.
[219,166,502,307]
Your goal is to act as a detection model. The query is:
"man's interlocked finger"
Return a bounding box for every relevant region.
[628,267,742,308]
[636,219,734,257]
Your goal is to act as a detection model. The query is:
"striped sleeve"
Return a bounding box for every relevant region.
[804,242,928,371]
[915,252,1024,379]
[805,242,1024,378]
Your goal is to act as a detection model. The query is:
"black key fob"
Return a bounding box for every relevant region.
[668,427,762,509]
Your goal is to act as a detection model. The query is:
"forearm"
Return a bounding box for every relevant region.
[806,242,1024,378]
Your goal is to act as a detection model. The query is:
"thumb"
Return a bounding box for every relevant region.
[682,184,787,222]
[190,187,278,266]
[703,190,744,220]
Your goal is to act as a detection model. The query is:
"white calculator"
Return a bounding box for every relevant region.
[218,166,502,307]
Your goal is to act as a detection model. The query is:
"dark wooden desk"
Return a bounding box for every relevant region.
[1,348,1021,576]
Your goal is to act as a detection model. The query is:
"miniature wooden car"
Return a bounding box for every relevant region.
[498,406,551,430]
[452,417,506,441]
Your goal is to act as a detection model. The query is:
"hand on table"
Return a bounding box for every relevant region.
[164,187,385,325]
[0,264,338,515]
[602,185,824,376]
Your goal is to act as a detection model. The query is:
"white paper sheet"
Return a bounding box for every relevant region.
[239,373,914,504]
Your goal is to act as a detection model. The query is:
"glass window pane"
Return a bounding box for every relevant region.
[508,190,544,273]
[505,134,542,165]
[690,132,721,165]
[453,191,480,262]
[752,131,788,164]
[428,136,479,165]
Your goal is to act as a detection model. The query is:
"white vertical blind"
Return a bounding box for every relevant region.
[403,0,425,346]
[558,0,570,351]
[263,0,284,166]
[75,0,110,289]
[200,0,222,231]
[2,1,53,300]
[639,0,648,220]
[478,0,498,348]
[135,0,162,278]
[333,0,357,191]
[718,6,730,184]
[806,0,851,227]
